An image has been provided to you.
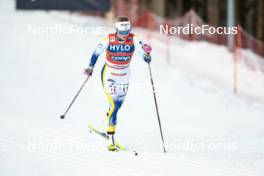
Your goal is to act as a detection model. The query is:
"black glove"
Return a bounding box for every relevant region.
[144,54,151,63]
[84,65,94,76]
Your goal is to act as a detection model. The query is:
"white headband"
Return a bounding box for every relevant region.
[115,21,131,31]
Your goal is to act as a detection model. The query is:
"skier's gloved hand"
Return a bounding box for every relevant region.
[144,54,151,63]
[142,44,152,63]
[142,44,152,54]
[84,65,94,76]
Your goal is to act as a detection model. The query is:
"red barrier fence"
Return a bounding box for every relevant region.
[112,0,264,94]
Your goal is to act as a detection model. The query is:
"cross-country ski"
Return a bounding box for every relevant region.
[1,0,264,176]
[88,123,138,156]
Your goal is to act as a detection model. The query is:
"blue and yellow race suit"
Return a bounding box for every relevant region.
[88,33,146,134]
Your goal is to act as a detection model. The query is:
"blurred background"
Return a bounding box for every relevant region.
[15,0,264,94]
[16,0,264,51]
[0,1,264,175]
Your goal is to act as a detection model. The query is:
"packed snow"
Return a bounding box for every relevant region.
[0,0,264,176]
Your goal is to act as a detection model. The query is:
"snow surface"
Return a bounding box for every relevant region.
[0,0,264,175]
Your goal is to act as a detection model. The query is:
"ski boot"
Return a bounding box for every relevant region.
[107,134,118,152]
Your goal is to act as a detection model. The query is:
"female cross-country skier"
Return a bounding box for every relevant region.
[85,16,152,151]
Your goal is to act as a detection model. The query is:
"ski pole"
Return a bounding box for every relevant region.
[60,76,90,119]
[147,63,167,153]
